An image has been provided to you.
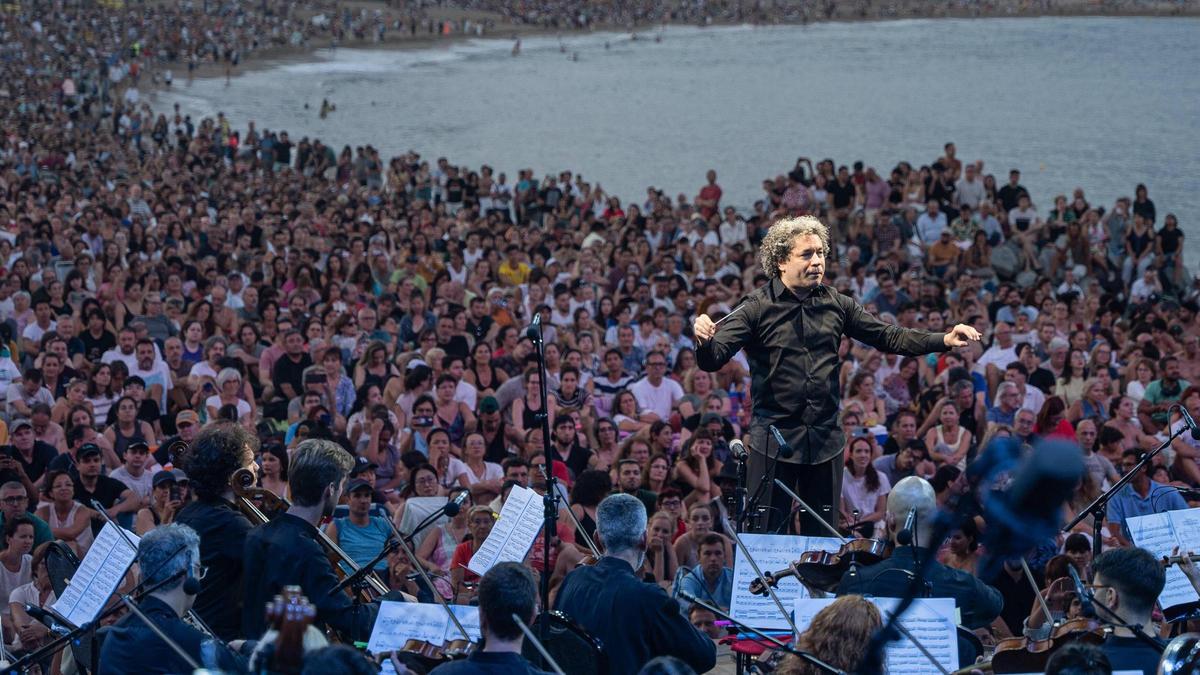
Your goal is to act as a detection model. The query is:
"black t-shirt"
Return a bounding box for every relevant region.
[438,335,470,360]
[74,474,128,510]
[827,179,856,209]
[997,184,1028,213]
[80,330,116,364]
[1,442,58,485]
[47,452,78,477]
[1158,227,1183,255]
[445,177,465,203]
[551,443,593,483]
[1028,367,1056,395]
[466,316,493,342]
[272,353,313,399]
[483,425,513,465]
[1101,635,1161,675]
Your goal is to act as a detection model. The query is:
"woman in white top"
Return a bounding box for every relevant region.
[0,515,34,631]
[1125,357,1155,403]
[925,401,972,470]
[205,367,252,421]
[452,433,503,502]
[8,543,57,655]
[841,437,890,538]
[36,470,98,556]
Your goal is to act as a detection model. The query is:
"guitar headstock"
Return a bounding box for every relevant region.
[267,585,316,673]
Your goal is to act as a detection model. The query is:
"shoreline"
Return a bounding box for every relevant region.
[155,3,1199,88]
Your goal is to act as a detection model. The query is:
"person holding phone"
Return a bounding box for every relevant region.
[135,470,184,535]
[204,368,251,422]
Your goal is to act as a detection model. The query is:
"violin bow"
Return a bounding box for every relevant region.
[1020,557,1055,630]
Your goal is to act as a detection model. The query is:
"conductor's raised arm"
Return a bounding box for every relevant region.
[694,301,755,373]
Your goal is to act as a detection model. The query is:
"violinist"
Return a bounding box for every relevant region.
[1089,547,1165,675]
[98,524,253,674]
[428,562,552,675]
[242,439,401,640]
[174,422,258,641]
[835,476,1003,630]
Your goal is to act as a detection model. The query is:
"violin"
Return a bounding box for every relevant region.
[748,537,892,595]
[981,618,1107,674]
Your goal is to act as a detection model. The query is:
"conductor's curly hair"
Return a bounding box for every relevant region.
[758,216,830,279]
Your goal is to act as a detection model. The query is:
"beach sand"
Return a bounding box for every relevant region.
[159,0,1200,88]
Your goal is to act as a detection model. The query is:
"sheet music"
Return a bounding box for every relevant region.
[793,597,959,675]
[1168,508,1200,555]
[728,534,841,631]
[1127,511,1200,609]
[367,602,482,653]
[367,601,449,653]
[468,484,543,576]
[52,522,141,627]
[445,604,482,642]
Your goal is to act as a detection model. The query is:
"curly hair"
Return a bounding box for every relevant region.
[758,216,830,279]
[177,422,258,501]
[778,595,881,675]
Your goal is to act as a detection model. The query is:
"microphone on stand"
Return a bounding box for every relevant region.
[1178,405,1200,441]
[24,605,72,636]
[526,312,542,340]
[769,425,793,459]
[896,507,918,547]
[728,439,748,462]
[1068,563,1095,618]
[444,489,470,517]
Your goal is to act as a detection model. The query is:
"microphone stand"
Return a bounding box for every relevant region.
[401,496,464,546]
[679,591,845,675]
[528,315,558,655]
[733,445,750,531]
[328,538,402,598]
[742,428,790,533]
[388,526,473,644]
[1063,409,1191,558]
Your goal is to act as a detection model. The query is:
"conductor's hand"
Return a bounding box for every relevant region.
[943,323,982,348]
[694,314,717,343]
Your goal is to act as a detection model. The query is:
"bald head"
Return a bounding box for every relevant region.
[886,476,937,546]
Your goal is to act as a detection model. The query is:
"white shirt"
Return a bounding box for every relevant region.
[956,177,986,208]
[1020,385,1046,414]
[975,344,1019,374]
[455,380,478,410]
[22,320,56,345]
[629,376,684,420]
[101,347,138,371]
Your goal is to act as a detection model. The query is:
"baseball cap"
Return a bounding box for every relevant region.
[346,478,373,494]
[152,470,178,488]
[176,410,200,427]
[127,440,150,454]
[172,468,189,483]
[10,418,32,433]
[351,456,378,477]
[479,396,500,414]
[78,443,103,460]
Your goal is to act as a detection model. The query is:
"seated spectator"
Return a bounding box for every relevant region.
[672,532,734,612]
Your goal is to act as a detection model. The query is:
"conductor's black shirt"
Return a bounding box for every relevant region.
[174,498,253,641]
[696,279,948,465]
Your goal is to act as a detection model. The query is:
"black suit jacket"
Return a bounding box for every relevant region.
[98,596,248,674]
[835,542,1003,629]
[242,513,378,640]
[836,546,1004,630]
[555,556,715,675]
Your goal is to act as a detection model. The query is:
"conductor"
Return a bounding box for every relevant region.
[694,216,980,534]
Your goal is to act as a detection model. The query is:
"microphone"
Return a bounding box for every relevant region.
[1068,563,1095,618]
[1178,405,1200,441]
[526,312,542,340]
[677,589,700,605]
[769,425,793,459]
[444,490,470,518]
[25,605,71,636]
[728,439,748,462]
[1176,487,1200,501]
[896,507,917,547]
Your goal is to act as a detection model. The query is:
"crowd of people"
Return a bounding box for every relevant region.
[0,0,1199,673]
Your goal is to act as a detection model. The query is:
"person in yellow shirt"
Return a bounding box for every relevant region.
[497,244,530,287]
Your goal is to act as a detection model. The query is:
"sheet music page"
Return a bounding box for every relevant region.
[367,601,449,654]
[444,604,482,642]
[468,485,543,576]
[52,522,140,627]
[793,597,959,675]
[1167,507,1200,555]
[1127,511,1199,609]
[729,534,841,631]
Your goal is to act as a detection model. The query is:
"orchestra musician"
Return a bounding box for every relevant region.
[835,476,1002,630]
[174,422,258,641]
[693,216,980,534]
[555,493,716,674]
[429,562,552,674]
[241,438,404,640]
[98,523,253,674]
[1089,547,1165,675]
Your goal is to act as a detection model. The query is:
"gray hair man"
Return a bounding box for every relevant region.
[97,524,250,673]
[555,494,716,674]
[836,477,1002,630]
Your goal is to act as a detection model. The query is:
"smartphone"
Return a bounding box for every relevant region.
[169,485,181,502]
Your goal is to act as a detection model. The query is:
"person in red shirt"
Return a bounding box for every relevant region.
[696,169,722,220]
[449,505,495,602]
